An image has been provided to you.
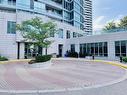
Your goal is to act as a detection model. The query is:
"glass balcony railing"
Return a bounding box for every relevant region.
[41,0,62,8]
[16,3,63,19]
[50,0,62,5]
[102,28,127,33]
[0,0,16,8]
[93,28,127,35]
[46,10,62,17]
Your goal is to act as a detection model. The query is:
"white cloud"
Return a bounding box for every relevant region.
[93,15,125,31]
[93,16,106,31]
[105,15,124,26]
[114,15,124,24]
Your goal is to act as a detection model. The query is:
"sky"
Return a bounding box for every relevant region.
[93,0,127,31]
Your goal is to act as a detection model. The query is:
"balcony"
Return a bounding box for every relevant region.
[50,0,62,5]
[0,0,16,10]
[45,10,63,19]
[41,0,63,10]
[45,5,63,19]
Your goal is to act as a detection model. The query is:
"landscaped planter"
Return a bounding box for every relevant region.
[26,60,53,69]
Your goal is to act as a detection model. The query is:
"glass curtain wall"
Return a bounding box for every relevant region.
[63,0,84,30]
[74,0,84,30]
[80,42,108,56]
[17,0,45,12]
[115,41,126,56]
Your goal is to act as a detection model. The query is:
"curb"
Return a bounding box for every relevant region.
[93,60,127,69]
[52,58,127,69]
[0,59,31,64]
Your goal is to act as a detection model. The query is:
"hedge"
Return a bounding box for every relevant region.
[0,56,8,61]
[35,55,52,63]
[123,57,127,63]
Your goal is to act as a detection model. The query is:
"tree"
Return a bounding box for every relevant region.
[118,16,127,29]
[16,17,57,55]
[103,21,117,32]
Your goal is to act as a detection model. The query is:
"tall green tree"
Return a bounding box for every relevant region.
[119,16,127,28]
[103,21,117,31]
[16,17,57,55]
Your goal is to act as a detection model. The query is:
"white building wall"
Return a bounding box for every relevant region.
[0,11,17,59]
[1,11,127,60]
[65,32,127,60]
[0,11,85,59]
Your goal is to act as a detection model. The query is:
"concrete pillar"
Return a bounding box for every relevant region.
[75,43,80,54]
[43,48,46,55]
[20,43,25,59]
[108,41,115,60]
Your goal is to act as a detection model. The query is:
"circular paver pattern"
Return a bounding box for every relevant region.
[0,58,126,95]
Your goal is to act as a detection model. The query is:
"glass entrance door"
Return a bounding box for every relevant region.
[58,44,63,57]
[24,43,42,59]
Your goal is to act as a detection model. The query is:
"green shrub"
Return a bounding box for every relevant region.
[67,51,78,58]
[0,56,8,61]
[35,55,52,62]
[123,57,127,63]
[79,52,87,58]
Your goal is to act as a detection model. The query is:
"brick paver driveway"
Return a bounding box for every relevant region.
[0,58,127,95]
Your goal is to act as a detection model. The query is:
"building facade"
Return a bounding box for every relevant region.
[1,0,127,61]
[65,31,127,60]
[0,0,92,59]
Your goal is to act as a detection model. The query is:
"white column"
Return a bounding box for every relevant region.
[43,48,46,55]
[20,43,25,59]
[108,41,115,60]
[75,43,80,54]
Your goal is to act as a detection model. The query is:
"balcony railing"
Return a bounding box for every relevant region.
[41,0,62,8]
[46,10,62,17]
[16,3,63,19]
[103,28,127,33]
[93,28,127,35]
[0,0,16,9]
[50,0,62,5]
[0,0,16,6]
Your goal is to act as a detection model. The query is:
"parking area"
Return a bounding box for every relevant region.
[0,58,126,95]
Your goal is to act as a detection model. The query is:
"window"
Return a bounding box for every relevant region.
[50,31,55,37]
[99,42,103,56]
[80,44,83,54]
[58,29,63,38]
[95,43,99,56]
[80,44,87,55]
[8,0,16,1]
[91,43,94,55]
[80,42,108,57]
[71,44,75,52]
[121,41,126,56]
[87,43,91,55]
[73,32,77,38]
[30,0,34,9]
[104,42,108,56]
[64,11,70,20]
[8,0,16,3]
[74,12,80,22]
[66,30,70,39]
[115,41,126,57]
[7,21,16,34]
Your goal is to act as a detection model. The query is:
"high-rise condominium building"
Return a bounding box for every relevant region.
[0,0,92,59]
[84,0,92,32]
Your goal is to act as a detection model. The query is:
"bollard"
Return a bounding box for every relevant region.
[120,56,122,62]
[92,55,95,60]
